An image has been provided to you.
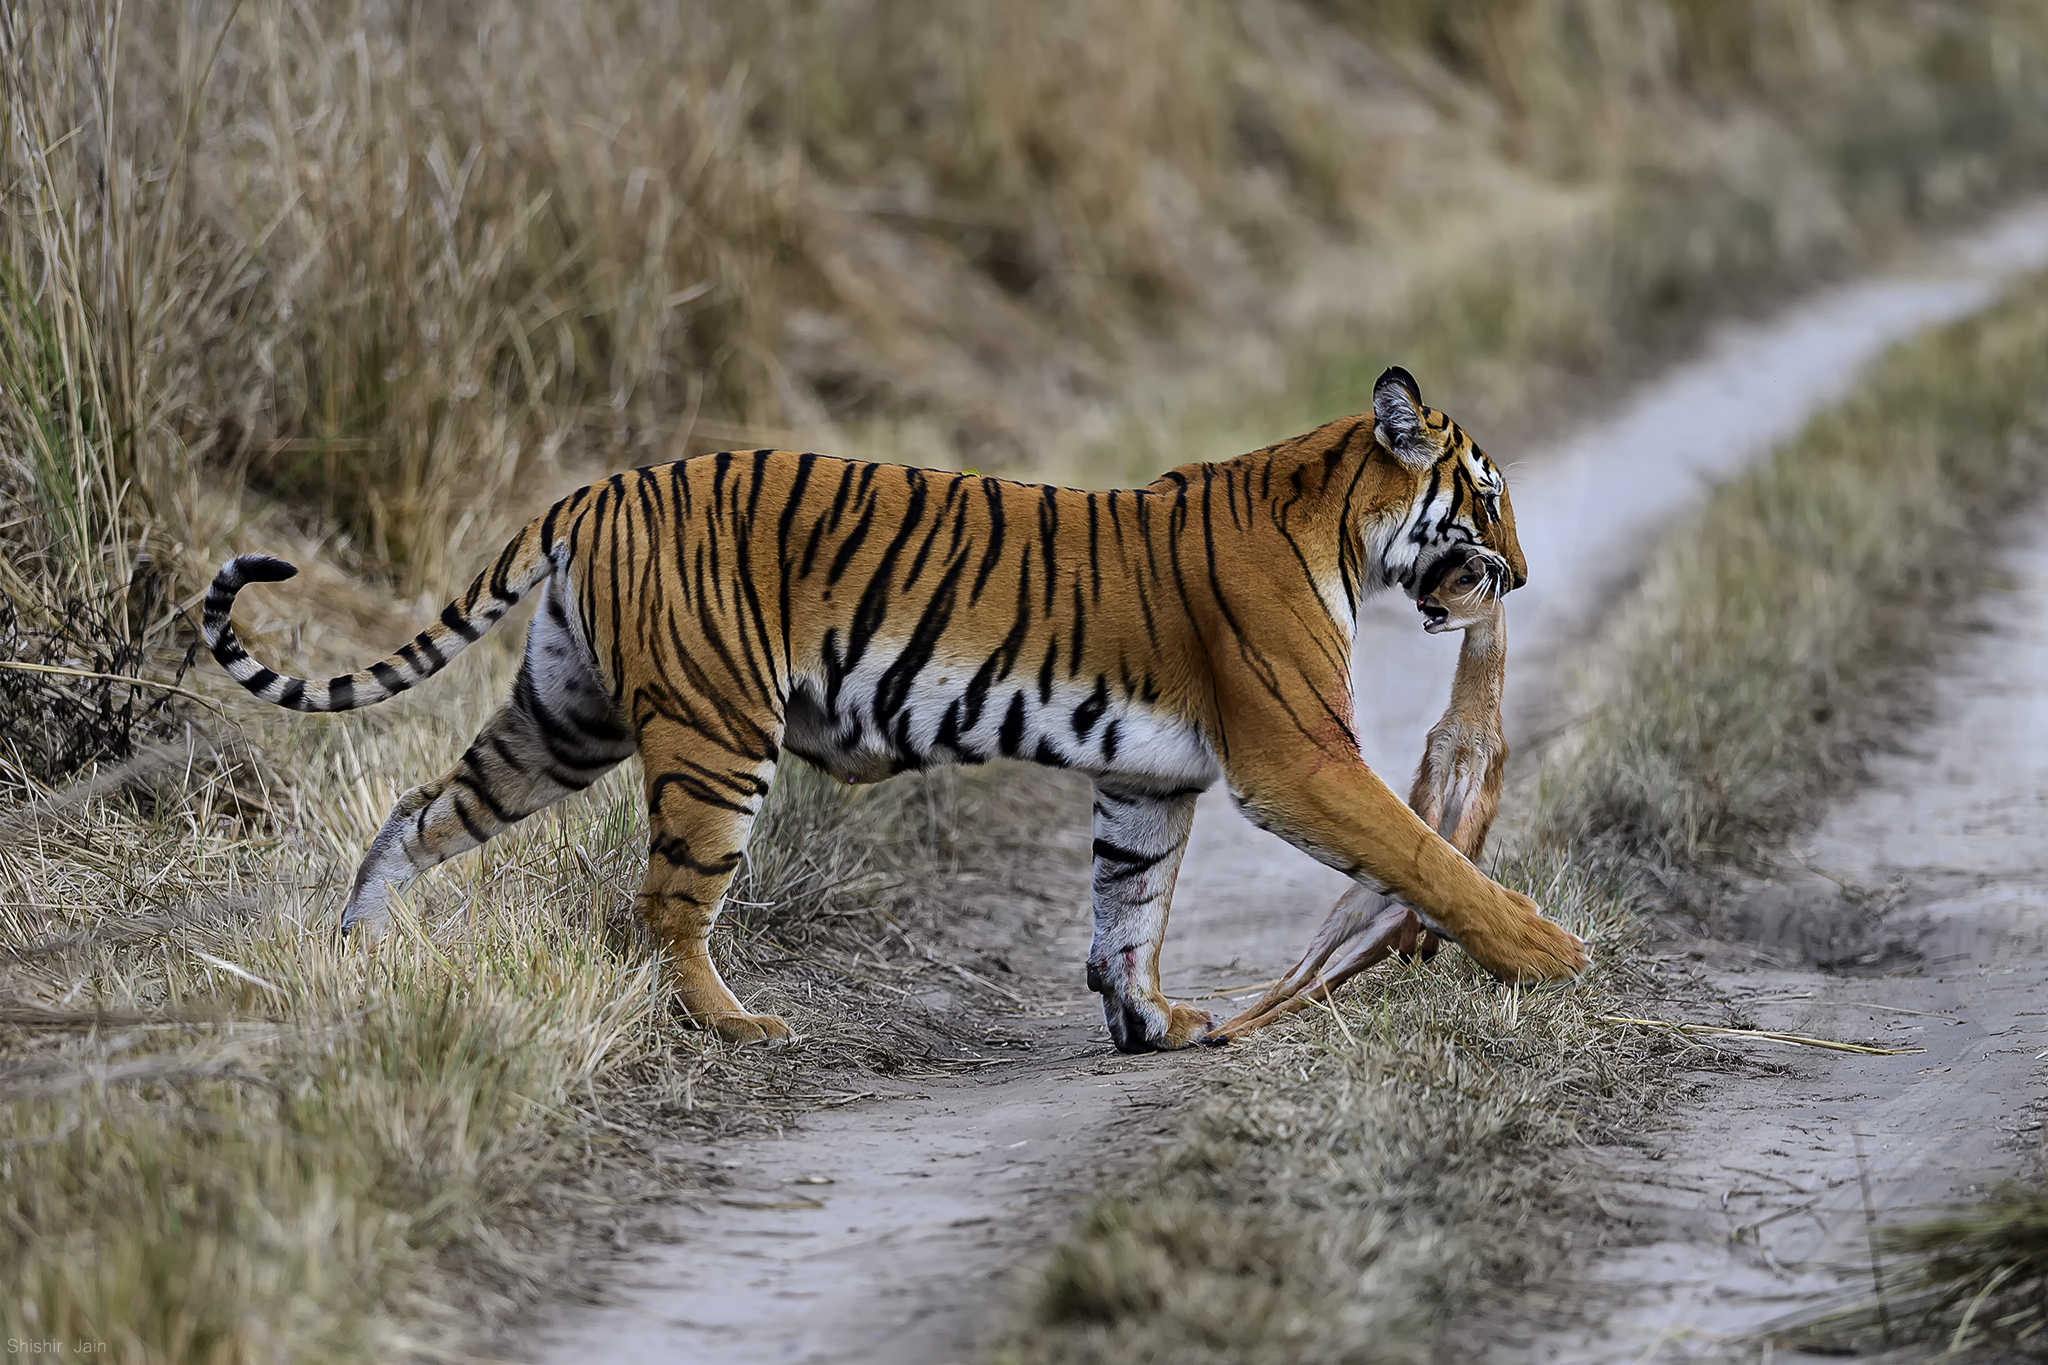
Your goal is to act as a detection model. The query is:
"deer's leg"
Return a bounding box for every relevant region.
[1209,890,1415,1043]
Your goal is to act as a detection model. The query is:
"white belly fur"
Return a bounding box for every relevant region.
[781,645,1220,792]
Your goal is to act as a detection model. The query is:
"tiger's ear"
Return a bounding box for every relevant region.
[1373,366,1434,471]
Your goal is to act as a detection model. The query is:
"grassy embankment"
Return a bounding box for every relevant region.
[994,269,2048,1363]
[7,1,2048,1359]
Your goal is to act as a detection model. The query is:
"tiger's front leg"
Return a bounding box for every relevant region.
[1213,600,1523,1041]
[1084,781,1215,1052]
[1215,657,1583,985]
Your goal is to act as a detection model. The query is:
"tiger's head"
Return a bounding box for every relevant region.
[1368,365,1526,630]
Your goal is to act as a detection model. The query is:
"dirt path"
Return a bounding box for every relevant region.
[1489,519,2048,1365]
[534,202,2048,1365]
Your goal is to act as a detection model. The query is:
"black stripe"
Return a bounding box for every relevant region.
[451,793,492,844]
[839,469,931,680]
[903,479,952,590]
[441,603,483,642]
[998,691,1027,758]
[1086,492,1102,603]
[649,764,767,818]
[972,479,1006,604]
[711,451,732,520]
[454,770,515,824]
[826,498,878,587]
[488,528,526,603]
[539,496,565,554]
[1039,486,1059,613]
[1072,676,1108,738]
[825,461,858,534]
[455,768,518,823]
[778,452,818,668]
[872,553,969,725]
[649,830,743,877]
[1092,838,1167,884]
[487,733,529,774]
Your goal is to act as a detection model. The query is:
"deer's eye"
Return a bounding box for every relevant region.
[1453,573,1476,589]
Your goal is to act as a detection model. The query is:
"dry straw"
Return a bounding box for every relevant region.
[1596,1014,1926,1057]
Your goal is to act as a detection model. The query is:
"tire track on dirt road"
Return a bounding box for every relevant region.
[534,200,2048,1365]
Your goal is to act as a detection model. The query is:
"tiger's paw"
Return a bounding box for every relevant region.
[1103,996,1216,1053]
[1470,892,1589,983]
[705,1010,795,1047]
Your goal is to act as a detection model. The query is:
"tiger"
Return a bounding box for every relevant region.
[202,365,1587,1053]
[1213,574,1512,1042]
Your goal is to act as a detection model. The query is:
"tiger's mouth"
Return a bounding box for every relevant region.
[1418,599,1451,633]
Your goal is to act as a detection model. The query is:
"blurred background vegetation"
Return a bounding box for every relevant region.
[6,0,2048,608]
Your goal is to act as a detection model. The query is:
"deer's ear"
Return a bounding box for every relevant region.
[1373,366,1433,471]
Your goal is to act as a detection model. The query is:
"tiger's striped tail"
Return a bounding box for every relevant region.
[202,526,556,713]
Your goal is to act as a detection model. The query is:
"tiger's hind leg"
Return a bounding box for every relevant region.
[339,577,636,933]
[634,717,787,1045]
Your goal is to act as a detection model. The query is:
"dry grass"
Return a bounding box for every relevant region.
[0,571,191,794]
[1539,271,2048,1362]
[0,730,669,1358]
[992,266,2048,1365]
[1076,1,2048,477]
[9,2,2048,1362]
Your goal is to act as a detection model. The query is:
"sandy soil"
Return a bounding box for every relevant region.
[1486,520,2048,1365]
[533,201,2048,1365]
